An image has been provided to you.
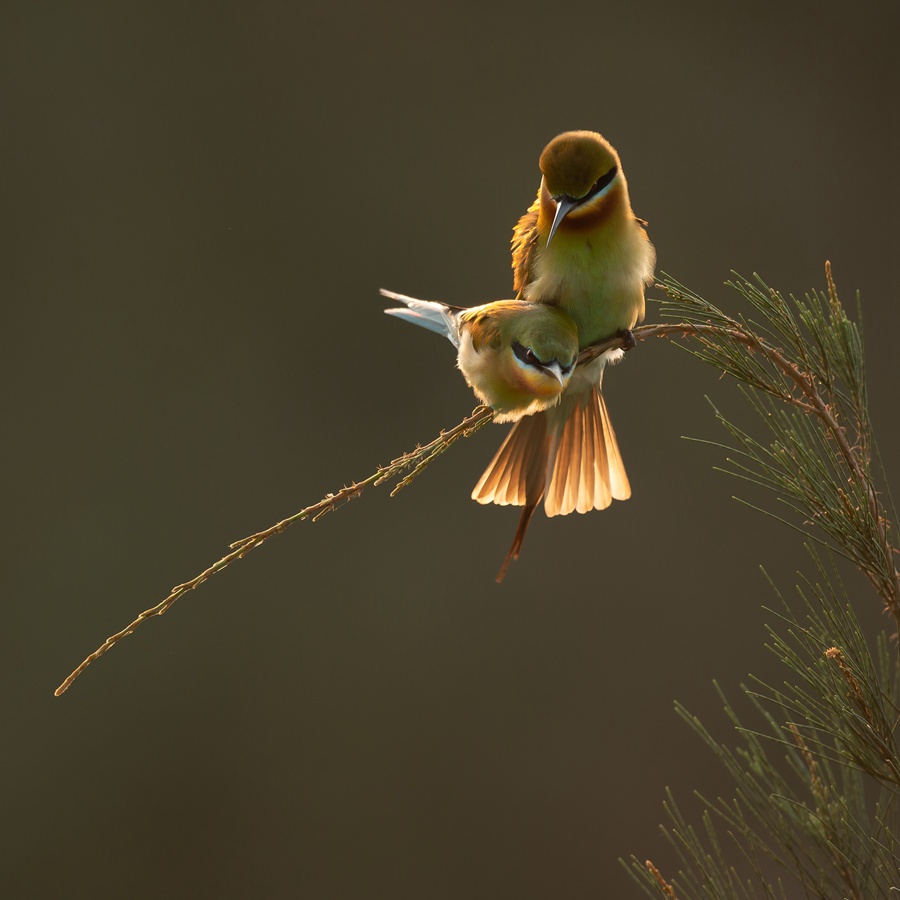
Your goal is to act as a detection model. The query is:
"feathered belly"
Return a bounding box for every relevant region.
[524,265,645,346]
[523,229,652,345]
[526,283,643,346]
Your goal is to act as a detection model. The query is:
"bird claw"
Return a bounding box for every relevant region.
[618,328,636,351]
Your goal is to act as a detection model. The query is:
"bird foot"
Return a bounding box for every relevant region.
[617,328,636,352]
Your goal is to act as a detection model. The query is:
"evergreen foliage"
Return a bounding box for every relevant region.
[628,267,899,898]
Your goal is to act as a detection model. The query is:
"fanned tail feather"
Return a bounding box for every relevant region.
[471,413,548,581]
[473,385,629,516]
[474,385,631,575]
[598,390,630,501]
[471,412,548,507]
[543,385,630,516]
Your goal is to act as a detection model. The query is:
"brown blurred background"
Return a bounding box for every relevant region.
[3,2,897,897]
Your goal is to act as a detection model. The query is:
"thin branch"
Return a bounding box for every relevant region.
[53,405,495,696]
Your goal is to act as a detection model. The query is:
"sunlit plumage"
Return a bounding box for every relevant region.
[472,130,656,569]
[382,290,579,423]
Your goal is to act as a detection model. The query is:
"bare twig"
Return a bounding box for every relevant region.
[54,405,495,696]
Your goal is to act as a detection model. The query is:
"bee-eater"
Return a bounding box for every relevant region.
[472,130,656,573]
[382,289,579,423]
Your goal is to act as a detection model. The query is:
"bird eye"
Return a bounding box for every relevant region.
[512,341,544,368]
[586,165,618,200]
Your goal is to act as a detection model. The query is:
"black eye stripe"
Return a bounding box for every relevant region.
[584,165,617,201]
[512,342,575,374]
[512,341,541,366]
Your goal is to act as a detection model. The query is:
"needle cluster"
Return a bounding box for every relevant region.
[628,268,900,898]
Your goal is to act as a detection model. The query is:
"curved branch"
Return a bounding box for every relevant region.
[54,406,494,696]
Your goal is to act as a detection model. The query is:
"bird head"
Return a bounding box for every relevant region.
[505,305,578,391]
[458,302,579,421]
[538,131,624,245]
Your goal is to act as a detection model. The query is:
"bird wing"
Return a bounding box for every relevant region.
[511,196,540,295]
[381,289,462,347]
[457,300,534,353]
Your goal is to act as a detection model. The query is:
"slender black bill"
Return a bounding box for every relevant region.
[546,195,579,247]
[544,360,566,387]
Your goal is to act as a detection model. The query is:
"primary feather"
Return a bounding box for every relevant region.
[381,289,462,346]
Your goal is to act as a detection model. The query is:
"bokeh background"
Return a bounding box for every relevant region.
[4,2,897,897]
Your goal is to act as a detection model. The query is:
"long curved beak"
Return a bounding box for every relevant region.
[546,196,579,247]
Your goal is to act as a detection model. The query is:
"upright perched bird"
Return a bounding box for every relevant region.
[382,290,579,423]
[472,131,656,573]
